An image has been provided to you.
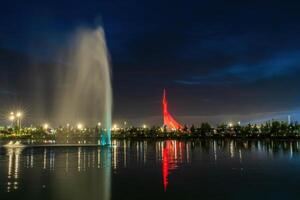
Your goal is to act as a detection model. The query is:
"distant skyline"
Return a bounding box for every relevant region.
[0,0,300,125]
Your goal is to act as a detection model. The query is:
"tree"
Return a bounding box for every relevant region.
[190,125,196,135]
[233,124,242,137]
[216,124,227,136]
[271,121,281,136]
[200,123,212,136]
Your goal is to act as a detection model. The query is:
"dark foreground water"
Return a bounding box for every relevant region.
[1,139,300,200]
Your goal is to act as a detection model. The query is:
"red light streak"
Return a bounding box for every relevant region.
[163,89,183,130]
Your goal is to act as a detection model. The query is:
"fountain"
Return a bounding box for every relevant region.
[53,27,112,146]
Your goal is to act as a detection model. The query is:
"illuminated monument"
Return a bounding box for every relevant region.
[163,89,183,130]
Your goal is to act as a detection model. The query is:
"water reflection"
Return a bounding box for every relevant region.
[157,141,191,191]
[6,147,23,192]
[1,139,300,199]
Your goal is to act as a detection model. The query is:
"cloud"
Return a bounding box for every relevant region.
[0,90,16,96]
[176,51,300,85]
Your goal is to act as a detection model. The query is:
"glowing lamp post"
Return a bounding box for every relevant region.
[43,123,49,130]
[112,124,118,131]
[9,114,15,127]
[16,112,22,129]
[77,123,83,130]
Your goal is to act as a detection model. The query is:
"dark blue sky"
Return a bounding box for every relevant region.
[1,0,300,125]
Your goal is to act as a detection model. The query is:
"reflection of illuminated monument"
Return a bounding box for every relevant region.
[163,89,183,130]
[161,140,191,191]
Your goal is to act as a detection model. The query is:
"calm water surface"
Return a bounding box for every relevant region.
[1,139,300,200]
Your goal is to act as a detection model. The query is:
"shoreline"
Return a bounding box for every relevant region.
[2,135,300,140]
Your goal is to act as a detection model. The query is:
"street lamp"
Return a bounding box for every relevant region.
[16,111,22,129]
[143,124,147,129]
[8,112,15,127]
[112,124,118,131]
[77,123,83,130]
[9,115,15,121]
[16,112,22,118]
[43,123,49,130]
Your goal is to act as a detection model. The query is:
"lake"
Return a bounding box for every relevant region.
[1,139,300,200]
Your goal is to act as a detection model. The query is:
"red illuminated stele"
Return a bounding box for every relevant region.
[162,89,183,130]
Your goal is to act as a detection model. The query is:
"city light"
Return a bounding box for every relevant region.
[8,111,23,128]
[77,123,83,130]
[112,124,118,131]
[143,124,147,129]
[43,123,49,130]
[9,115,15,121]
[16,112,22,118]
[228,123,233,127]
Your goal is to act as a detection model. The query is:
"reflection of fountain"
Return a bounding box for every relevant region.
[100,147,111,200]
[14,146,112,199]
[58,147,111,200]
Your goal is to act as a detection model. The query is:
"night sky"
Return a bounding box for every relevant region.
[1,0,300,125]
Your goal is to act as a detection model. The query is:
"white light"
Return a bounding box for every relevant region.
[228,123,233,127]
[77,123,83,130]
[143,124,147,129]
[98,122,101,126]
[9,116,15,121]
[43,123,49,130]
[112,124,118,131]
[16,112,22,118]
